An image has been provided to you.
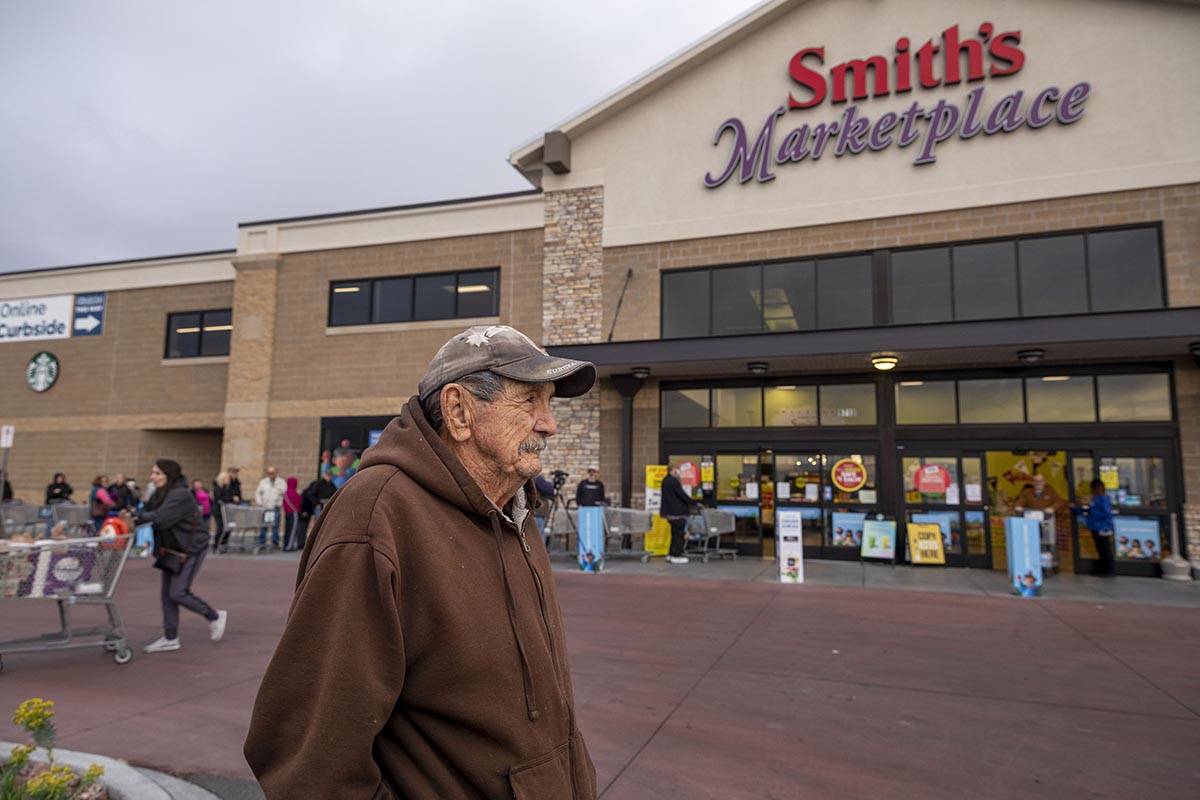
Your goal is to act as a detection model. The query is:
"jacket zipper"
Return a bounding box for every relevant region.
[512,517,564,693]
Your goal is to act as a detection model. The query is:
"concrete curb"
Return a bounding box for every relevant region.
[1,743,221,800]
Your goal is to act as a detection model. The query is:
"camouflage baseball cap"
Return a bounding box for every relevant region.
[418,325,596,402]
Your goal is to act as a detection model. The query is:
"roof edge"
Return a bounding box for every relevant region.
[238,188,543,228]
[507,0,797,168]
[0,248,235,280]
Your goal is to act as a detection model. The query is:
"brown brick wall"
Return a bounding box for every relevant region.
[0,281,232,501]
[265,416,321,486]
[603,183,1200,342]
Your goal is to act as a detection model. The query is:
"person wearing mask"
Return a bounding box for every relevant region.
[1073,478,1116,577]
[108,472,135,511]
[211,471,235,552]
[661,464,698,565]
[122,459,226,653]
[281,477,303,551]
[575,467,606,507]
[89,475,116,532]
[45,473,73,505]
[193,479,213,533]
[254,466,287,549]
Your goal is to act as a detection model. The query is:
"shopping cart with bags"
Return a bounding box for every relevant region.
[0,530,135,670]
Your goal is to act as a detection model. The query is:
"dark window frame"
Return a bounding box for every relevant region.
[327,267,501,328]
[658,223,1166,339]
[164,308,233,359]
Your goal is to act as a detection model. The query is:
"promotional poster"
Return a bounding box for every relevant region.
[776,509,805,584]
[830,511,866,548]
[577,506,606,572]
[1005,517,1043,596]
[861,519,896,560]
[907,522,946,565]
[1113,517,1161,560]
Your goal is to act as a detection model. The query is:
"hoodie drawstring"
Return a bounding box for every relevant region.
[488,509,540,722]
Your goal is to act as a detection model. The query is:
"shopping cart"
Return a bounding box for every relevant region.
[220,503,278,554]
[603,507,653,561]
[0,532,135,670]
[1,502,46,538]
[51,503,93,537]
[684,508,739,562]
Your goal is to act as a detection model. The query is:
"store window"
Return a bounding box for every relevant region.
[827,454,877,504]
[165,309,233,359]
[816,255,873,329]
[1025,375,1096,423]
[952,241,1019,321]
[765,385,818,427]
[958,378,1024,423]
[903,456,959,504]
[1097,374,1172,422]
[662,270,710,338]
[712,387,763,427]
[667,454,708,500]
[819,383,877,426]
[774,454,822,504]
[712,265,763,336]
[1087,228,1163,312]
[895,381,956,425]
[890,248,952,324]
[1099,456,1167,508]
[1018,235,1088,316]
[328,268,499,327]
[661,389,711,428]
[763,261,816,332]
[715,454,759,502]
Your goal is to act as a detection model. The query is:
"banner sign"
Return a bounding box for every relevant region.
[1005,516,1042,596]
[831,511,865,548]
[861,519,896,560]
[577,506,605,572]
[0,295,74,343]
[911,511,956,553]
[1114,517,1161,561]
[776,509,805,583]
[644,465,667,513]
[907,522,946,564]
[830,458,867,493]
[704,21,1090,187]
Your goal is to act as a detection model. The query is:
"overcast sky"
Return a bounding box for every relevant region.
[0,0,752,273]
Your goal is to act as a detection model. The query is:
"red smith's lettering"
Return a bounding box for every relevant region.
[787,23,1024,109]
[703,20,1088,188]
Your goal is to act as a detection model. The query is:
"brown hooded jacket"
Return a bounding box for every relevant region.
[244,396,597,799]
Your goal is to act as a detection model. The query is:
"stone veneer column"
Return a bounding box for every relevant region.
[541,186,603,483]
[220,254,280,478]
[1175,357,1200,569]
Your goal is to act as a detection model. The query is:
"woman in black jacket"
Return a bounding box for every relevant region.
[125,459,227,654]
[45,473,73,505]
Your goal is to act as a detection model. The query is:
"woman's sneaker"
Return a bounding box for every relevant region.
[210,609,228,642]
[666,555,689,565]
[144,637,181,654]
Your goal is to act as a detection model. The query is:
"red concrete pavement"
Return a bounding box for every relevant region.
[2,555,1199,798]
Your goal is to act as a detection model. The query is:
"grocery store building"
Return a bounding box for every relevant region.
[2,0,1198,575]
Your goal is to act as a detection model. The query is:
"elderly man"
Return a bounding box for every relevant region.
[245,325,598,799]
[254,466,287,549]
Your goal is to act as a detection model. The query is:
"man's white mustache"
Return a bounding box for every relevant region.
[519,437,547,454]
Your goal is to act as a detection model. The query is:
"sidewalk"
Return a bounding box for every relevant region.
[1,553,1198,798]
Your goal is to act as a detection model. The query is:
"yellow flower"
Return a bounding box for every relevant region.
[12,697,55,730]
[7,743,33,766]
[24,763,75,792]
[83,763,105,783]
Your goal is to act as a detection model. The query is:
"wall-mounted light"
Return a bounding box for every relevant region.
[1017,348,1046,364]
[631,366,651,380]
[747,361,768,375]
[871,352,898,371]
[1190,342,1200,367]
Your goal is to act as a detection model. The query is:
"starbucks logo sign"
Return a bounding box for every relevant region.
[25,351,59,392]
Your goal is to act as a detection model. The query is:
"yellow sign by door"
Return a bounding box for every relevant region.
[907,522,946,565]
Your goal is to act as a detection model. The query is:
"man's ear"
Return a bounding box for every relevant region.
[440,384,474,443]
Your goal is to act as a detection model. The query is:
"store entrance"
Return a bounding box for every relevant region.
[665,445,880,559]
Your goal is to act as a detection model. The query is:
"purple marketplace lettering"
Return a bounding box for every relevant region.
[702,82,1090,188]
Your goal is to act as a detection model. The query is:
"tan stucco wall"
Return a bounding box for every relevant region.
[544,0,1200,248]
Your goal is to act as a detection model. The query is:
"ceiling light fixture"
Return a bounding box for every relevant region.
[747,361,768,375]
[631,366,651,380]
[871,352,899,371]
[1017,348,1046,364]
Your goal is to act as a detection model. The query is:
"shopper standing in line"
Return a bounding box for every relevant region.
[1073,478,1116,577]
[574,467,606,507]
[282,476,303,550]
[227,467,243,505]
[211,471,233,552]
[108,472,135,511]
[254,466,287,549]
[193,479,213,533]
[123,459,227,653]
[88,475,115,532]
[660,464,697,565]
[45,473,73,505]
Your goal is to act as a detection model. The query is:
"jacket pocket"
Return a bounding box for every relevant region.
[509,740,573,800]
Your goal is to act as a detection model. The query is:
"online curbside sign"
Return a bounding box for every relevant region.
[0,296,74,342]
[704,22,1090,188]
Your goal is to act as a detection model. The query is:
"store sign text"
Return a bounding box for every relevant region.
[704,22,1091,188]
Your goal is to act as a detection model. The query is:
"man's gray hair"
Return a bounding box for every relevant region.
[422,369,507,432]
